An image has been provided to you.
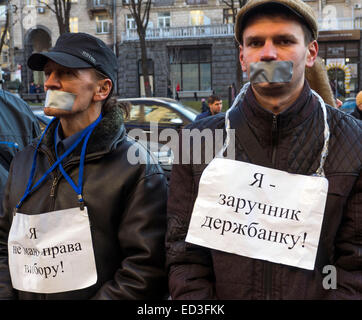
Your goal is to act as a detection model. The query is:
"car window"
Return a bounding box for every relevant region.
[128,104,182,124]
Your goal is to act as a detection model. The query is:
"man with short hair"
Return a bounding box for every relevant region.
[0,32,168,299]
[166,0,362,299]
[195,95,223,121]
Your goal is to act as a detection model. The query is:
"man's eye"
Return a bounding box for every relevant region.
[59,69,73,76]
[277,39,293,45]
[249,41,263,47]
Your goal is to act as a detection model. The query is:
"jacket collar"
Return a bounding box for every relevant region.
[40,106,125,158]
[241,81,318,133]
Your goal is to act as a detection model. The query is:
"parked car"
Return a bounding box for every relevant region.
[31,97,198,180]
[119,97,197,132]
[119,97,198,177]
[340,97,356,114]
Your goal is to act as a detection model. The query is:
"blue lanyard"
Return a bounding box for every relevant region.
[16,113,102,210]
[0,141,19,149]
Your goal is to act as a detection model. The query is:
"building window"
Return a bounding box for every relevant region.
[69,17,78,33]
[126,14,136,30]
[123,0,139,4]
[223,8,235,24]
[94,0,107,5]
[26,0,36,6]
[96,15,109,33]
[355,17,362,29]
[158,12,170,28]
[190,10,204,25]
[186,0,208,4]
[26,0,49,5]
[169,47,211,92]
[1,51,8,64]
[154,0,174,6]
[319,41,360,97]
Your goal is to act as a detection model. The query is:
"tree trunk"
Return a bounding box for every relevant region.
[0,4,10,56]
[139,32,151,97]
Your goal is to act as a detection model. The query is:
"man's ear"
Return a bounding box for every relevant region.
[305,40,318,68]
[239,45,247,72]
[94,79,112,102]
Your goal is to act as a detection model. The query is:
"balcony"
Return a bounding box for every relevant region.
[186,0,208,4]
[122,24,235,42]
[121,17,362,43]
[87,0,112,19]
[318,17,362,30]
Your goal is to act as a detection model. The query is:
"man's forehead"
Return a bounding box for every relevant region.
[244,14,304,29]
[44,60,69,69]
[44,60,91,72]
[242,17,304,39]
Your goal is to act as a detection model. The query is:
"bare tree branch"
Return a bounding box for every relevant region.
[38,0,71,34]
[127,0,153,97]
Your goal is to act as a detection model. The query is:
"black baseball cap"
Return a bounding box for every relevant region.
[27,32,117,89]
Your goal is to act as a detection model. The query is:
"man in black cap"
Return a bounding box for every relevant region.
[166,0,361,299]
[0,32,168,299]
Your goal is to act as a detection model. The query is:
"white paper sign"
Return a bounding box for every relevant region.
[8,207,97,293]
[186,158,328,270]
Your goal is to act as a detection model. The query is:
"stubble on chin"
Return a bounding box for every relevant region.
[43,107,73,118]
[252,82,290,97]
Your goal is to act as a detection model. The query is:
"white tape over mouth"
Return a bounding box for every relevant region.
[44,90,76,111]
[250,61,293,84]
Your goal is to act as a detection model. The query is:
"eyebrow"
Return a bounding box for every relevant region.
[43,65,77,74]
[245,34,299,42]
[273,34,299,41]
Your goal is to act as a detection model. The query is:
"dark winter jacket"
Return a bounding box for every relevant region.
[166,82,362,299]
[351,105,362,120]
[0,106,168,300]
[0,90,41,216]
[195,110,212,122]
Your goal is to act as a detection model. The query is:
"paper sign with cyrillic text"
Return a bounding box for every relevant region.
[186,158,328,270]
[8,207,97,293]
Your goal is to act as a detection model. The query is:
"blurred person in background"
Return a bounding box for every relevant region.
[195,94,223,121]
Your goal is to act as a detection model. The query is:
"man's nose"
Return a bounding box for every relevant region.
[260,40,277,61]
[44,71,61,90]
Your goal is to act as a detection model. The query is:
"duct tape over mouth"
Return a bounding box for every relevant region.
[44,90,76,111]
[250,61,293,84]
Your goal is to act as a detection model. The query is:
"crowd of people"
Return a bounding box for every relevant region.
[0,0,361,300]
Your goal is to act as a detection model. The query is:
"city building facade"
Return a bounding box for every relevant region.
[0,0,361,100]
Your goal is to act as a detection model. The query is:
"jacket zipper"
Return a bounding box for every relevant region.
[49,175,59,211]
[29,144,101,299]
[263,114,278,300]
[271,114,278,164]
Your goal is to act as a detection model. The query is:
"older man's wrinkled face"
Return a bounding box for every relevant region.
[43,60,98,117]
[239,15,317,97]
